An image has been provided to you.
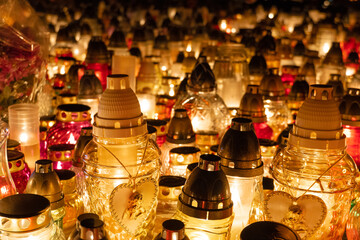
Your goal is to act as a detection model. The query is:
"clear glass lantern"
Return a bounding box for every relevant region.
[270,85,357,239]
[79,75,161,239]
[0,194,65,240]
[217,118,264,239]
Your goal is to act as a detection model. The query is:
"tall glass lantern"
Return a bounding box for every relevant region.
[217,118,264,239]
[270,85,357,239]
[79,74,161,239]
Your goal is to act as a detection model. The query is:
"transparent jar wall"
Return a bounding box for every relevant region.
[271,146,356,239]
[316,64,346,85]
[227,175,264,240]
[346,198,360,240]
[172,210,234,240]
[263,99,291,140]
[0,221,65,240]
[79,134,160,240]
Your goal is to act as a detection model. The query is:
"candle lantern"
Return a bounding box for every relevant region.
[160,109,196,175]
[55,169,84,237]
[257,30,279,69]
[259,139,278,178]
[270,85,357,239]
[281,65,299,96]
[78,218,107,240]
[48,144,75,170]
[174,56,231,153]
[326,74,344,102]
[317,42,345,84]
[315,20,337,57]
[169,147,201,177]
[84,37,110,90]
[238,85,274,140]
[77,69,103,121]
[259,68,291,139]
[287,75,309,120]
[217,118,264,239]
[0,194,65,239]
[240,221,300,240]
[153,33,172,72]
[154,176,186,234]
[67,64,86,95]
[173,154,234,240]
[345,50,359,80]
[7,139,21,151]
[182,51,197,74]
[8,103,40,170]
[155,219,189,240]
[300,56,317,85]
[137,57,162,94]
[46,104,92,148]
[26,160,66,230]
[278,37,295,69]
[108,30,128,57]
[293,40,306,67]
[157,76,181,120]
[79,74,161,239]
[6,150,31,193]
[249,52,268,85]
[339,88,360,168]
[68,213,99,240]
[147,119,168,147]
[51,27,75,58]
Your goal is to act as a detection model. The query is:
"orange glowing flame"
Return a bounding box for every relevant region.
[68,133,76,144]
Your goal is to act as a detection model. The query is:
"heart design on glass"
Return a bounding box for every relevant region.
[264,191,327,239]
[109,177,158,236]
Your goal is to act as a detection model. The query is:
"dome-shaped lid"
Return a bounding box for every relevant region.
[259,68,285,99]
[166,109,195,143]
[187,56,216,92]
[239,85,267,123]
[56,27,76,43]
[257,30,276,54]
[322,42,344,66]
[339,88,360,126]
[347,50,359,64]
[78,69,103,99]
[94,74,146,138]
[288,85,345,149]
[25,160,64,210]
[108,30,127,49]
[326,74,344,101]
[154,34,168,50]
[178,154,232,220]
[0,194,51,232]
[288,75,309,101]
[249,53,267,75]
[301,58,316,77]
[133,27,146,42]
[294,40,306,56]
[218,118,263,177]
[85,36,109,64]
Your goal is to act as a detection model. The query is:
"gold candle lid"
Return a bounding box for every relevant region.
[0,194,52,232]
[169,147,200,166]
[158,176,186,200]
[7,150,26,173]
[48,144,74,162]
[56,104,91,122]
[40,115,56,130]
[7,139,21,151]
[55,169,76,194]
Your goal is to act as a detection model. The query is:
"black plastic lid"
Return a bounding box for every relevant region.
[159,176,186,187]
[57,104,90,112]
[7,150,24,161]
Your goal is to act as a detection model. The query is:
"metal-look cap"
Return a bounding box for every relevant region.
[57,93,77,105]
[289,85,345,149]
[166,109,195,143]
[159,176,186,200]
[161,220,186,240]
[147,119,168,137]
[259,68,285,99]
[7,150,26,173]
[108,30,127,49]
[56,104,91,122]
[0,194,51,232]
[288,75,309,101]
[25,160,64,210]
[323,42,344,66]
[218,118,263,177]
[73,127,93,167]
[85,36,109,64]
[55,169,76,194]
[326,74,344,101]
[93,74,146,138]
[178,154,233,220]
[78,70,103,99]
[339,88,360,126]
[48,144,74,162]
[80,218,106,240]
[75,213,100,230]
[239,85,267,123]
[188,56,216,92]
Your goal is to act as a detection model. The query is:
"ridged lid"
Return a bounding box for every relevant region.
[326,74,344,101]
[322,42,344,66]
[259,68,285,99]
[166,109,195,143]
[93,74,146,138]
[339,88,360,126]
[85,36,109,64]
[288,85,345,149]
[239,85,267,123]
[25,160,64,210]
[347,50,359,64]
[178,154,233,220]
[218,118,263,177]
[78,69,103,99]
[288,75,309,101]
[187,56,216,92]
[257,30,276,54]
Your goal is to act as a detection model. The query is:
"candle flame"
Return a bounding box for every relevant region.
[322,42,331,55]
[60,65,66,75]
[346,67,356,76]
[220,20,227,31]
[268,13,274,19]
[68,133,76,144]
[186,44,192,52]
[19,133,29,143]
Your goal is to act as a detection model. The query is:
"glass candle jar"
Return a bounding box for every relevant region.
[240,221,300,240]
[155,219,189,240]
[287,75,309,121]
[156,76,181,120]
[8,103,40,170]
[137,57,162,95]
[6,150,31,193]
[168,147,201,177]
[68,213,100,240]
[48,144,75,170]
[259,139,277,178]
[0,194,65,239]
[79,75,161,239]
[218,118,264,239]
[78,218,107,240]
[173,154,234,240]
[281,65,299,96]
[271,85,357,239]
[146,119,168,147]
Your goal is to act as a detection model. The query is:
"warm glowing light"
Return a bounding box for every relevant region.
[161,66,167,72]
[73,48,79,56]
[68,133,76,144]
[19,132,29,143]
[226,28,231,34]
[189,231,210,240]
[140,19,145,26]
[0,185,9,196]
[169,84,175,97]
[268,13,274,19]
[186,44,192,53]
[346,67,356,76]
[137,94,156,118]
[231,28,237,34]
[322,42,331,55]
[220,20,227,31]
[288,26,294,33]
[343,127,352,138]
[139,98,151,113]
[60,65,66,75]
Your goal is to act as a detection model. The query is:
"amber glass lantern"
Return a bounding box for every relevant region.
[317,42,345,84]
[326,74,344,103]
[287,75,309,121]
[249,52,268,86]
